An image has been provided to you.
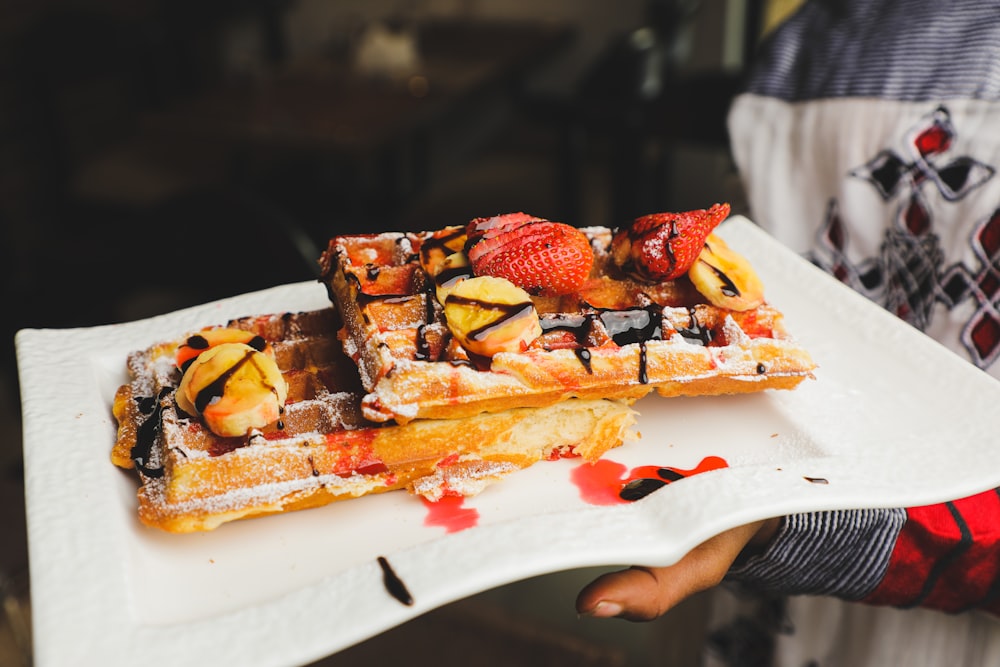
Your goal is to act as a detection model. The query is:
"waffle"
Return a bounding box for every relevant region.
[319,224,816,424]
[111,308,637,532]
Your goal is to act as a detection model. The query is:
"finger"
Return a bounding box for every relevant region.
[576,521,768,621]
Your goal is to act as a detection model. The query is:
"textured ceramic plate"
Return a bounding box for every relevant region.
[17,217,1000,667]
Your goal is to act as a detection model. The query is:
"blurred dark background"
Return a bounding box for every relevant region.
[0,0,787,664]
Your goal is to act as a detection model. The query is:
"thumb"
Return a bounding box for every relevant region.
[575,520,775,622]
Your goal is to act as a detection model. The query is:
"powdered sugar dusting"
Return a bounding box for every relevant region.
[409,459,520,502]
[323,225,815,423]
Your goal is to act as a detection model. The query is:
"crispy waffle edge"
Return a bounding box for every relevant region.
[111,308,638,532]
[320,227,817,424]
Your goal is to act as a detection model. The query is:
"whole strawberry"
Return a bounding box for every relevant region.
[465,214,594,296]
[611,203,731,282]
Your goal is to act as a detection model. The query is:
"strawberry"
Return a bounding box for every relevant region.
[465,212,544,266]
[611,203,730,282]
[464,215,594,296]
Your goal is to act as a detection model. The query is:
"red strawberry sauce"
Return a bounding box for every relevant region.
[571,456,729,505]
[422,496,480,533]
[418,456,728,533]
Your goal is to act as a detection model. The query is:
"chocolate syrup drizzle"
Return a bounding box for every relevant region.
[677,307,714,346]
[540,313,599,374]
[193,349,255,412]
[177,333,267,373]
[543,304,715,384]
[662,219,680,276]
[131,387,171,477]
[419,227,465,265]
[599,305,663,383]
[415,324,432,361]
[704,260,741,297]
[445,294,537,343]
[356,230,725,385]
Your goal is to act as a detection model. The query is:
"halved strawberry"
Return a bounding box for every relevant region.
[611,203,730,282]
[465,216,594,296]
[465,212,545,266]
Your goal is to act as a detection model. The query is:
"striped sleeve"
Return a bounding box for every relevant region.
[746,0,1000,103]
[726,489,1000,616]
[726,509,905,600]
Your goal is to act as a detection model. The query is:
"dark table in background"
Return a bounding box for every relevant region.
[142,19,575,234]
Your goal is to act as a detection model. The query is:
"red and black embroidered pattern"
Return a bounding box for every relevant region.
[939,210,1000,368]
[809,106,1000,368]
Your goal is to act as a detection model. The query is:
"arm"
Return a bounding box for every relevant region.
[577,488,1000,620]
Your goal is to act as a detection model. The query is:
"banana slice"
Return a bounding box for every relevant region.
[175,327,270,370]
[176,342,288,437]
[434,251,474,304]
[444,276,542,357]
[688,233,765,311]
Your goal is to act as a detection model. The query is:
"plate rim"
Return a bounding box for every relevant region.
[17,216,1000,666]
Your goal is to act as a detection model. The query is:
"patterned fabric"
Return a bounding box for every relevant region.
[716,1,1000,664]
[808,104,1000,367]
[729,95,1000,373]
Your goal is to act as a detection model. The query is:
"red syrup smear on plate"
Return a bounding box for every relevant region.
[571,456,729,505]
[422,495,480,533]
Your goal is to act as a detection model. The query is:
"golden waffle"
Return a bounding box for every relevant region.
[319,225,816,424]
[111,308,637,532]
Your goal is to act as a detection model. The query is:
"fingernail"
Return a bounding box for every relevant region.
[583,600,624,618]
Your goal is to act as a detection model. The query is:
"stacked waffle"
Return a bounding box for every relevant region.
[113,205,814,532]
[111,309,635,532]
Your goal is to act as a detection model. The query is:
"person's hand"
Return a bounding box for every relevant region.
[575,518,781,621]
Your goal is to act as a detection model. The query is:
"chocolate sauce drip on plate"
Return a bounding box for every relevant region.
[619,467,691,501]
[377,556,414,606]
[619,477,667,501]
[657,468,685,482]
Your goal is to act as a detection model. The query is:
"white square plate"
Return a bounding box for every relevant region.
[17,216,1000,666]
